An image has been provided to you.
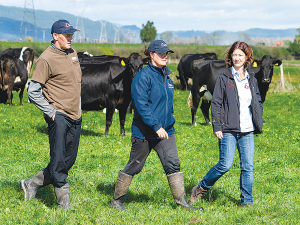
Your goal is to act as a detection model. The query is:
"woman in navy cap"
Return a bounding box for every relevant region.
[110,40,203,212]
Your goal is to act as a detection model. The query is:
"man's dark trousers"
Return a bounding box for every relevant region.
[45,111,82,188]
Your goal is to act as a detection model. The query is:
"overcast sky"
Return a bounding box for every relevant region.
[1,0,299,33]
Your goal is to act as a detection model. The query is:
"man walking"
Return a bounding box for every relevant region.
[21,19,82,210]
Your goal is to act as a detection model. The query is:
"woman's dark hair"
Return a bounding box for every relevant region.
[143,45,151,61]
[225,41,253,68]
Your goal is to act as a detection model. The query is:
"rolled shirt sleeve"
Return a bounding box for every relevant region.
[28,80,56,118]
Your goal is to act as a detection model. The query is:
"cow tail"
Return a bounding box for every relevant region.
[187,91,193,109]
[27,60,32,76]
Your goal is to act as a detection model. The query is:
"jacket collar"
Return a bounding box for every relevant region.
[148,61,172,76]
[223,67,254,80]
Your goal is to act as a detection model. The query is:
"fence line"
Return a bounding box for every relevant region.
[283,63,300,67]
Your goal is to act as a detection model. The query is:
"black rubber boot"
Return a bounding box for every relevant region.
[55,182,73,210]
[167,172,204,211]
[111,170,133,211]
[20,168,51,200]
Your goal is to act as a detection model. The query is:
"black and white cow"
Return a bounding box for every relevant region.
[0,54,28,105]
[0,47,34,77]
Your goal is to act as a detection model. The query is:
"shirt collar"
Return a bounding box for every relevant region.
[231,66,249,81]
[51,40,69,54]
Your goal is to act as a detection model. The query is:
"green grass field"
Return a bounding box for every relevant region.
[0,65,299,224]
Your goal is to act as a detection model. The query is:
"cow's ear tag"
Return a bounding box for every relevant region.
[253,62,257,67]
[121,60,126,66]
[275,63,278,66]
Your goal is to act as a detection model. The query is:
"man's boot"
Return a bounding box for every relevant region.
[167,172,204,211]
[111,170,133,211]
[20,168,51,200]
[189,184,208,204]
[55,182,73,210]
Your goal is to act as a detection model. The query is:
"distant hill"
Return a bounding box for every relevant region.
[243,28,298,38]
[170,28,298,39]
[0,5,141,42]
[0,5,297,43]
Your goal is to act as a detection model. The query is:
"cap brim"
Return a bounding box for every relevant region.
[64,28,79,34]
[156,49,174,54]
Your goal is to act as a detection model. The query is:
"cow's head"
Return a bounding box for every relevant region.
[22,48,34,64]
[260,55,282,83]
[251,55,282,84]
[120,53,145,80]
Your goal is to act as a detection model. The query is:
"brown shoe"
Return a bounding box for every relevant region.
[189,185,207,204]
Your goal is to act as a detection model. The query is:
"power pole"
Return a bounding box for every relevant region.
[69,0,89,43]
[20,0,37,41]
[113,24,121,43]
[99,21,107,43]
[75,16,85,43]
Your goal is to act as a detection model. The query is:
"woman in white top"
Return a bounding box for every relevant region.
[189,41,263,207]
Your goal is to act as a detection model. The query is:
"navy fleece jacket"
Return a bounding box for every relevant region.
[131,62,175,140]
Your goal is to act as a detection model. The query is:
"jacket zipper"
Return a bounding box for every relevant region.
[164,75,168,128]
[232,78,241,131]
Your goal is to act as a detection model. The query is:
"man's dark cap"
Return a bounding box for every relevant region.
[51,19,79,34]
[148,40,174,54]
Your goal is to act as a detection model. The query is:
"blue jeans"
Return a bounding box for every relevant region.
[200,132,254,204]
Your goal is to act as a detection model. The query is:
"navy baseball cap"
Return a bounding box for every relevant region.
[148,40,174,54]
[51,19,79,34]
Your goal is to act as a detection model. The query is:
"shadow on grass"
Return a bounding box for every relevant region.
[96,182,153,206]
[35,185,57,208]
[176,121,210,126]
[36,125,103,137]
[1,180,57,208]
[81,129,103,137]
[37,125,48,134]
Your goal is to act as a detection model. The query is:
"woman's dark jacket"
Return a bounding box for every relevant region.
[131,62,175,140]
[211,68,263,134]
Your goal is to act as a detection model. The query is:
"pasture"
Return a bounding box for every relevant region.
[0,61,299,224]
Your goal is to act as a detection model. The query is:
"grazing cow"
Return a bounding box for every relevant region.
[177,53,218,90]
[81,53,145,136]
[190,55,282,126]
[0,54,28,105]
[0,47,34,77]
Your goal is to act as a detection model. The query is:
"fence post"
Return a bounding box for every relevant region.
[280,64,285,90]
